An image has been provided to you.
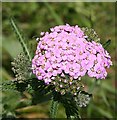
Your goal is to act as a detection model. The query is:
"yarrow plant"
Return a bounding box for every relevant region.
[2,18,112,119]
[32,24,112,95]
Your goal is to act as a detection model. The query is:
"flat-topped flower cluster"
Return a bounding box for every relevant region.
[32,24,112,84]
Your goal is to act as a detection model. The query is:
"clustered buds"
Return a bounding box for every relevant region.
[32,24,112,93]
[12,53,31,83]
[75,91,91,107]
[51,75,83,95]
[81,27,100,42]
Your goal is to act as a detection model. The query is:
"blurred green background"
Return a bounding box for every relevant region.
[1,2,116,119]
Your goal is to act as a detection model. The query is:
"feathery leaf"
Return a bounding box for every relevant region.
[1,80,17,91]
[10,17,31,61]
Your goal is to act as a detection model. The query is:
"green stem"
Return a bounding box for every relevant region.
[50,98,59,118]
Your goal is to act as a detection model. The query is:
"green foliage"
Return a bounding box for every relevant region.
[28,78,52,104]
[2,79,28,93]
[2,91,21,118]
[1,80,17,91]
[61,94,80,119]
[10,17,32,61]
[51,91,84,119]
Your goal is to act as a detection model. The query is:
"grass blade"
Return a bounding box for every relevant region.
[44,2,64,25]
[103,39,111,49]
[92,104,113,118]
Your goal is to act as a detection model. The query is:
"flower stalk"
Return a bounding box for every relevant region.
[50,97,59,118]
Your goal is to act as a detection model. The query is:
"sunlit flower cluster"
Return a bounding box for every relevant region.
[32,24,112,84]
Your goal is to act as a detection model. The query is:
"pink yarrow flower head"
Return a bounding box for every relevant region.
[32,24,112,95]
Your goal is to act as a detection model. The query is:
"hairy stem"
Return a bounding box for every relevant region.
[50,98,59,118]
